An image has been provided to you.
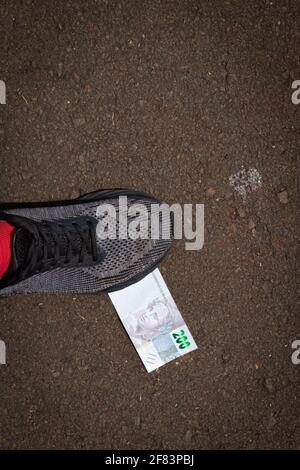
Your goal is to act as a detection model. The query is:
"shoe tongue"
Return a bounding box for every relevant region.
[1,227,34,279]
[13,228,33,267]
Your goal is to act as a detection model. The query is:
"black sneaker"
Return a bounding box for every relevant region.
[0,189,172,295]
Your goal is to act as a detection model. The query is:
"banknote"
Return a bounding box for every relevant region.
[109,269,197,372]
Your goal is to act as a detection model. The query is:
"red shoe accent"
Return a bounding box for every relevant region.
[0,221,16,278]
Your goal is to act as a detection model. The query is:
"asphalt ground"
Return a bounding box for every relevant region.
[0,0,299,449]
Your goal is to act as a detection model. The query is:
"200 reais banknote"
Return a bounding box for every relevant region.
[109,269,197,372]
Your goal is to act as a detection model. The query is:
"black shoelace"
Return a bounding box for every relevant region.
[0,214,99,286]
[23,219,99,278]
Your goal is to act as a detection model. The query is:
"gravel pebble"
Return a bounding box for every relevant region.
[73,117,86,128]
[264,378,275,394]
[277,189,289,204]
